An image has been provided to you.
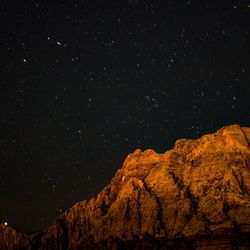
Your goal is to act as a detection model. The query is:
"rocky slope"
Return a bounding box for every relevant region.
[1,124,250,249]
[0,223,22,250]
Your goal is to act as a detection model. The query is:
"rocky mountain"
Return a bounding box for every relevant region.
[1,124,250,249]
[0,223,22,250]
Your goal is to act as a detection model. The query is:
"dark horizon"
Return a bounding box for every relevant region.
[0,0,250,232]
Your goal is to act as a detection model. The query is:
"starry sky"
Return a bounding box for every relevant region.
[0,0,250,232]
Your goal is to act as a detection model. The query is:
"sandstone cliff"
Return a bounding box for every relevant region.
[0,223,22,249]
[1,124,250,249]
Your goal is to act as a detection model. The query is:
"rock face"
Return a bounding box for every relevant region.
[1,124,250,249]
[0,223,22,250]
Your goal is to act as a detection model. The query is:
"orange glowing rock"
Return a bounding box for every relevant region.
[1,124,250,249]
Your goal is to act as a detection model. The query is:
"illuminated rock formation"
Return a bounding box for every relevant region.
[0,223,22,250]
[1,125,250,249]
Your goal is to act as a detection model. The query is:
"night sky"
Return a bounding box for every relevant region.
[0,0,250,232]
